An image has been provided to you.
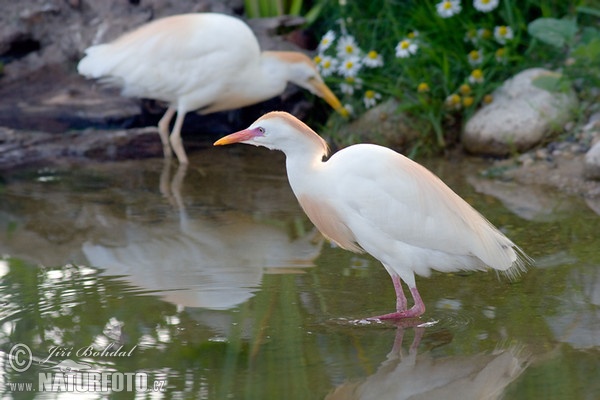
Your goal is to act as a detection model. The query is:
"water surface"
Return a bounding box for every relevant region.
[0,146,599,399]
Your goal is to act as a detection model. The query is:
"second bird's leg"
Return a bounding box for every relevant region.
[169,111,189,164]
[158,107,176,158]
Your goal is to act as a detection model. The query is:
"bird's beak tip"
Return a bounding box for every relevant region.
[214,128,259,146]
[213,137,229,146]
[337,107,349,118]
[314,80,347,118]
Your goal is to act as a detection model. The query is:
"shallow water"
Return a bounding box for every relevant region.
[0,146,599,399]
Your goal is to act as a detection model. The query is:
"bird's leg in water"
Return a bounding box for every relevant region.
[393,275,407,311]
[370,286,426,320]
[158,107,176,158]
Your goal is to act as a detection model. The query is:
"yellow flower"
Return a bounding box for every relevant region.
[459,84,471,95]
[462,96,474,107]
[407,31,419,39]
[483,94,494,104]
[445,93,462,109]
[313,55,322,65]
[417,82,430,93]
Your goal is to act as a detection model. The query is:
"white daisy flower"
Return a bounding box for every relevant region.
[338,55,362,78]
[342,103,354,115]
[436,0,461,18]
[473,0,499,12]
[336,35,361,59]
[468,49,483,66]
[395,39,418,58]
[468,69,484,84]
[477,28,492,40]
[495,47,507,63]
[363,90,381,109]
[494,25,514,44]
[464,29,477,44]
[363,50,384,68]
[340,76,363,95]
[316,55,338,77]
[318,30,336,53]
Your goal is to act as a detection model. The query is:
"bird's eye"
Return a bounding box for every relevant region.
[257,127,265,134]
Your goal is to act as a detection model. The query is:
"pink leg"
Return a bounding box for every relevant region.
[369,286,426,320]
[393,275,407,312]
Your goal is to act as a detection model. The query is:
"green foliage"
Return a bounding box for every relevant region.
[307,1,594,154]
[244,0,304,18]
[528,18,577,47]
[528,11,600,89]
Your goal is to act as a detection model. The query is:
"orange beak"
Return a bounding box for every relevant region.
[312,80,348,117]
[214,127,263,146]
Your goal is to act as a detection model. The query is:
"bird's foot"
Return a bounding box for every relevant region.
[368,304,425,321]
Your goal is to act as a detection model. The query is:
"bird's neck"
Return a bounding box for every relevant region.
[285,149,326,197]
[254,52,295,93]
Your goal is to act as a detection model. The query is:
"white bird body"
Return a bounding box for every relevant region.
[215,112,530,319]
[78,13,345,164]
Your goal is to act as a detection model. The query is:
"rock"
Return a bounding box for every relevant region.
[341,98,420,150]
[584,141,600,180]
[463,68,578,156]
[0,65,140,133]
[0,126,163,170]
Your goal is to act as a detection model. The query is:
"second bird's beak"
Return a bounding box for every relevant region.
[313,80,349,117]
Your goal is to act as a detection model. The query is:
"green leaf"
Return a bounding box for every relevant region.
[576,5,600,18]
[528,18,578,48]
[531,73,571,93]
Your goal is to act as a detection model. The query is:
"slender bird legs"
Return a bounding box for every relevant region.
[157,107,189,164]
[369,274,426,320]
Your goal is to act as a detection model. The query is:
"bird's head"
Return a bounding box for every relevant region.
[269,52,348,117]
[214,111,329,158]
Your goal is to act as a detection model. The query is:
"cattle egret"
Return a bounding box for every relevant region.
[214,112,531,320]
[78,13,346,164]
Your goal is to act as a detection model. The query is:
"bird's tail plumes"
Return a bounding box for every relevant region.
[502,245,533,281]
[77,45,110,78]
[467,215,532,281]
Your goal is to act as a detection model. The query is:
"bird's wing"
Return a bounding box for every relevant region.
[78,14,261,101]
[325,144,520,271]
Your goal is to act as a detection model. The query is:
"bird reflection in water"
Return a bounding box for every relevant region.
[326,323,530,400]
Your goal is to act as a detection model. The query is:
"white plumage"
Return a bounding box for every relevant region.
[78,13,345,164]
[214,111,531,319]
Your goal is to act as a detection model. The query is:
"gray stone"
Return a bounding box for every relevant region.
[584,141,600,180]
[463,68,578,156]
[342,98,420,150]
